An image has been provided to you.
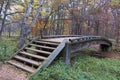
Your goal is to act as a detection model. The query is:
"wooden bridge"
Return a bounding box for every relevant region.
[7,35,112,77]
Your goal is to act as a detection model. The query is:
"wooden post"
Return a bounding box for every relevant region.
[65,43,71,64]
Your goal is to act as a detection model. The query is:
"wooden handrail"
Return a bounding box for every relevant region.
[42,35,83,39]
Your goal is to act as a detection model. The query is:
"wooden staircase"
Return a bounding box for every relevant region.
[7,38,67,74]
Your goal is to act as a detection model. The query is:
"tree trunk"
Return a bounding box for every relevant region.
[18,0,45,48]
[0,1,4,16]
[0,0,10,38]
[26,0,44,35]
[18,0,34,48]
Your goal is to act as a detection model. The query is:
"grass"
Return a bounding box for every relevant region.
[0,39,120,80]
[31,51,120,80]
[0,39,18,64]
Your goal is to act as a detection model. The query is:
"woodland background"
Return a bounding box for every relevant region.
[0,0,120,47]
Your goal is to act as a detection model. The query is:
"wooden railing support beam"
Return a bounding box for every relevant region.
[65,43,71,64]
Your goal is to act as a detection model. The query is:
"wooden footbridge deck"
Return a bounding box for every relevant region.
[7,35,112,77]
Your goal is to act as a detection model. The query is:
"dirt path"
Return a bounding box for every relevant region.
[0,64,29,80]
[91,52,120,59]
[91,45,120,59]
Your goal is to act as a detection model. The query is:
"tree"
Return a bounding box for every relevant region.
[18,0,45,48]
[0,0,10,38]
[111,0,120,47]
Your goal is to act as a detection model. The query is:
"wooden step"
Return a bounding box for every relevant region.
[8,60,36,73]
[14,55,40,66]
[40,39,60,44]
[20,51,47,60]
[25,47,51,55]
[29,44,56,50]
[34,41,59,46]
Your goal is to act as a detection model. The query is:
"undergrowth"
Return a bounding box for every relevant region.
[0,40,17,64]
[31,52,120,80]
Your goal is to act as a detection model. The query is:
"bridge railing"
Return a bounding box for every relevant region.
[69,36,101,42]
[68,36,112,46]
[42,35,83,39]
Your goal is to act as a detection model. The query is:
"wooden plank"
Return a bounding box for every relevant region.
[39,39,60,44]
[8,37,39,61]
[25,47,51,55]
[29,44,56,50]
[40,39,67,68]
[8,60,36,73]
[42,37,80,43]
[42,35,83,39]
[20,51,47,60]
[14,55,41,66]
[34,41,59,46]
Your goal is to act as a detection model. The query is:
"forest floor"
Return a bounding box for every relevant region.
[0,40,29,80]
[91,52,120,59]
[0,64,28,80]
[90,45,120,59]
